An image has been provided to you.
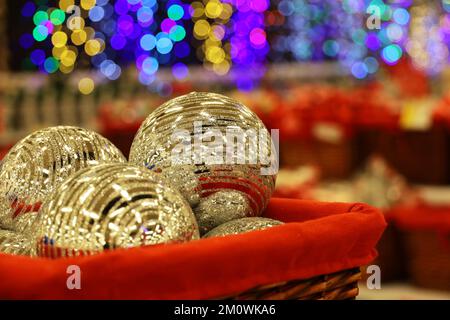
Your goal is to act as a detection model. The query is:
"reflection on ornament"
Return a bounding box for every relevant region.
[129,92,277,217]
[203,217,283,238]
[0,230,33,256]
[194,190,251,234]
[33,163,199,258]
[0,126,126,231]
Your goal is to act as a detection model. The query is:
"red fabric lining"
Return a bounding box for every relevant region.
[0,198,386,299]
[0,146,11,160]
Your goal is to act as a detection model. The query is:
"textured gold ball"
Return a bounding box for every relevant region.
[203,217,284,238]
[32,163,199,258]
[129,92,277,217]
[0,126,126,232]
[0,230,33,256]
[194,190,251,234]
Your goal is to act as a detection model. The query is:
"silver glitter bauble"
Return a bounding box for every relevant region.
[161,165,201,207]
[32,163,199,258]
[0,230,33,256]
[203,217,284,238]
[129,92,277,216]
[194,190,251,234]
[0,126,126,232]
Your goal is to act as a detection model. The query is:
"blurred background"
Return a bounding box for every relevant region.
[1,0,450,299]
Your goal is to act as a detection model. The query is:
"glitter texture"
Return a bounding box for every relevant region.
[203,217,283,238]
[194,190,251,234]
[32,163,199,258]
[0,230,33,256]
[129,92,277,217]
[0,126,126,232]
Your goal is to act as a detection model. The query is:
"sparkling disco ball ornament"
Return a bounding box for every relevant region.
[0,230,33,256]
[33,163,199,258]
[203,217,284,238]
[129,92,278,216]
[194,190,251,234]
[0,126,126,232]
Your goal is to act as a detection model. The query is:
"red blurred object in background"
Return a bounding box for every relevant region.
[385,58,430,99]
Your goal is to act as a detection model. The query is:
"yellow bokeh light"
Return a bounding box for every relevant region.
[67,16,85,31]
[60,49,77,66]
[206,46,225,64]
[204,38,221,49]
[212,60,231,75]
[80,0,96,10]
[190,1,232,68]
[194,20,211,39]
[85,39,101,56]
[190,2,204,19]
[219,3,233,20]
[84,27,95,40]
[97,38,106,53]
[52,45,67,59]
[51,31,68,48]
[71,29,87,45]
[205,1,223,19]
[59,63,74,74]
[59,0,75,11]
[78,77,95,95]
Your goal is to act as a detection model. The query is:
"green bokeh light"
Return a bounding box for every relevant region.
[169,25,186,42]
[44,57,60,73]
[33,25,49,41]
[168,5,184,21]
[50,9,66,25]
[33,11,48,26]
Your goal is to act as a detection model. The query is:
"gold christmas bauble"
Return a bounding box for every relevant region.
[32,163,199,258]
[129,92,278,222]
[0,126,126,232]
[194,190,251,234]
[203,217,283,238]
[0,230,33,256]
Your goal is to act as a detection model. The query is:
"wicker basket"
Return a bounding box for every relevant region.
[279,139,362,179]
[360,127,450,184]
[403,230,450,291]
[225,268,361,300]
[362,224,407,283]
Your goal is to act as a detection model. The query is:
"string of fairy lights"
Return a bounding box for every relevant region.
[16,0,450,94]
[191,0,233,75]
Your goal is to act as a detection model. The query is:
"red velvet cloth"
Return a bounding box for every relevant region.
[0,198,386,299]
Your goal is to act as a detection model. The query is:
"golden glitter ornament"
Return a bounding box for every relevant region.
[129,92,278,217]
[0,230,33,256]
[194,190,251,234]
[0,126,126,232]
[203,217,283,238]
[32,163,199,258]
